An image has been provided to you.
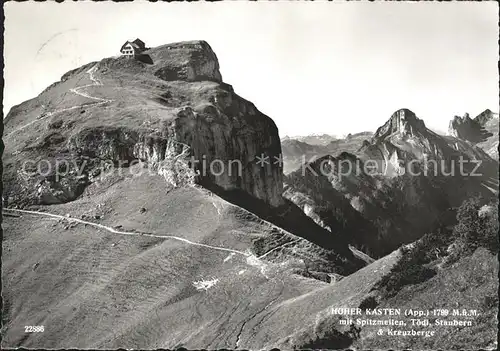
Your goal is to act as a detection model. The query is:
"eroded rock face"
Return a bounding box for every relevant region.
[364,109,467,164]
[68,127,139,161]
[172,102,284,207]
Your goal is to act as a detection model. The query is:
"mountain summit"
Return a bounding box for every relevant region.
[373,108,428,141]
[4,40,284,208]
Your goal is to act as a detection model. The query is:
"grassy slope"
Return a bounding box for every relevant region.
[2,171,399,349]
[4,187,497,350]
[251,249,401,349]
[355,248,498,350]
[3,72,97,152]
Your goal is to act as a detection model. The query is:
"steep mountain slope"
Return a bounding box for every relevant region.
[285,108,498,257]
[1,171,366,349]
[354,247,498,350]
[448,109,499,159]
[356,198,498,350]
[283,167,382,257]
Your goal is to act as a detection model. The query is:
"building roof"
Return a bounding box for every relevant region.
[132,38,146,49]
[120,38,146,53]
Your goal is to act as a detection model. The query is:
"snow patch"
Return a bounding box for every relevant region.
[246,251,269,278]
[193,278,219,291]
[223,252,235,262]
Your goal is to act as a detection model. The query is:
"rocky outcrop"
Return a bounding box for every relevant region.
[68,127,140,161]
[150,41,223,83]
[365,108,475,163]
[65,101,283,208]
[96,40,223,84]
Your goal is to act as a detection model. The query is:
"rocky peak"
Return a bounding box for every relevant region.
[373,108,427,141]
[360,109,462,166]
[448,113,476,138]
[474,109,498,126]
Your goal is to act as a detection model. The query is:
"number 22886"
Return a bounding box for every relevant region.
[25,326,44,333]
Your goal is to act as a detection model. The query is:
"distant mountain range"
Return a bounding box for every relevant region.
[281,133,340,146]
[281,131,373,174]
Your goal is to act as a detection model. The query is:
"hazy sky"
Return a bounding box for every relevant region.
[4,2,499,136]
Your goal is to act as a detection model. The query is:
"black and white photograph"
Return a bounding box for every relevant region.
[1,1,499,349]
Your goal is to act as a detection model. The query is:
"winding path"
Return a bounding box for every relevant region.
[5,64,112,138]
[4,208,249,257]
